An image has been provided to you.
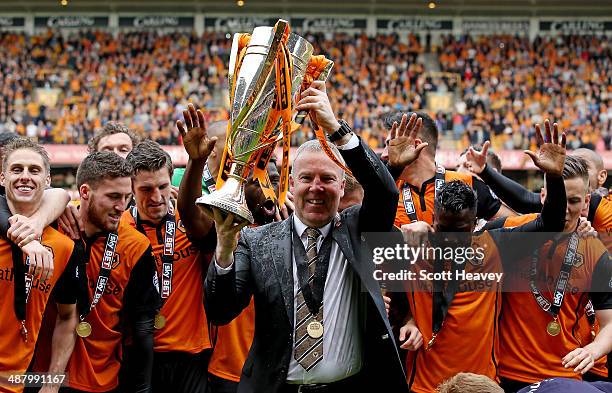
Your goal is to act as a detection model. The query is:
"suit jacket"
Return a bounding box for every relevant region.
[205,137,407,393]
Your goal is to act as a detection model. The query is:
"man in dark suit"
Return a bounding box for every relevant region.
[204,81,408,393]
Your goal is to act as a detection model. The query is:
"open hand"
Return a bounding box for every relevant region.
[465,141,491,175]
[524,119,566,176]
[387,113,428,169]
[177,103,218,161]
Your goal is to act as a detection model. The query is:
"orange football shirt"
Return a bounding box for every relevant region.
[405,232,503,393]
[121,208,211,354]
[0,227,75,393]
[65,220,152,392]
[394,170,474,227]
[498,236,609,383]
[501,213,608,378]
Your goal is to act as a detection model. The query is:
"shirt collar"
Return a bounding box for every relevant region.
[293,214,332,239]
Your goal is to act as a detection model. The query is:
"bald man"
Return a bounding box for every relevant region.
[573,148,608,196]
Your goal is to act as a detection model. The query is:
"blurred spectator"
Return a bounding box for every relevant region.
[0,31,609,150]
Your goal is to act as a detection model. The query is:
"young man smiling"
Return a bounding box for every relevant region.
[0,138,81,393]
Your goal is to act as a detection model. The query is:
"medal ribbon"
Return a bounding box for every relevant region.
[430,247,465,345]
[12,243,33,340]
[402,166,446,223]
[529,232,579,319]
[131,206,177,304]
[291,219,333,317]
[79,232,118,322]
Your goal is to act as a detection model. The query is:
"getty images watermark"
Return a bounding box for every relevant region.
[361,232,612,294]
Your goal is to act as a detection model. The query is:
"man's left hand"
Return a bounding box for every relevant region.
[562,346,596,374]
[295,80,340,134]
[8,215,43,248]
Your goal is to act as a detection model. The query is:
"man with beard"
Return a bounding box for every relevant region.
[0,138,81,393]
[121,140,212,393]
[51,152,158,393]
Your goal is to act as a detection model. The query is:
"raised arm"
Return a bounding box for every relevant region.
[465,140,542,214]
[176,103,217,242]
[295,80,399,232]
[491,120,568,261]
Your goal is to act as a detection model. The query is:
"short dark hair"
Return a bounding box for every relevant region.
[2,137,50,174]
[0,132,19,147]
[435,180,477,216]
[127,139,174,178]
[563,155,590,187]
[88,122,141,153]
[382,111,438,151]
[77,151,134,188]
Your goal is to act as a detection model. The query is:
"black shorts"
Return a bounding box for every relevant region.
[152,349,211,393]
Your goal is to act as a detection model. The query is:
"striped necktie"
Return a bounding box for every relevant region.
[294,227,323,371]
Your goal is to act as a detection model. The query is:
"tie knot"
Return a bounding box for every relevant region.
[305,227,321,241]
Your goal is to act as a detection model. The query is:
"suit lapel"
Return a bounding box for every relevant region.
[331,214,384,300]
[268,218,294,327]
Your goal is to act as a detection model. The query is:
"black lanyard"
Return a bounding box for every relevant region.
[402,165,446,223]
[291,220,333,317]
[131,206,177,302]
[12,243,32,340]
[530,232,579,319]
[81,232,118,321]
[431,252,465,342]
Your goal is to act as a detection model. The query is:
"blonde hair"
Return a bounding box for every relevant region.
[436,373,503,393]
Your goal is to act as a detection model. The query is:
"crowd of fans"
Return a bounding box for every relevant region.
[0,30,609,150]
[437,34,611,151]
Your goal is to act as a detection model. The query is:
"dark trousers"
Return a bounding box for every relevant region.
[500,378,532,393]
[152,349,211,393]
[208,374,239,393]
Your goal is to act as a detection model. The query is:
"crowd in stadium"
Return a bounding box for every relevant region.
[0,30,609,151]
[0,18,611,393]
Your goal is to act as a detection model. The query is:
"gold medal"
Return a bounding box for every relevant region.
[546,320,561,336]
[306,320,323,339]
[76,321,92,338]
[154,314,166,330]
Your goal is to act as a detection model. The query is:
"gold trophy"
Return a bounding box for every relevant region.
[196,19,334,224]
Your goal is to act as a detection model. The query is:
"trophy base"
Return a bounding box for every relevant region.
[196,177,254,225]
